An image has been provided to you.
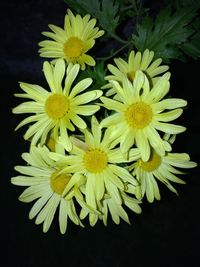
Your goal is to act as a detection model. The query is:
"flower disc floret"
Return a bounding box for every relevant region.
[45,94,69,120]
[103,49,169,96]
[84,149,108,173]
[49,116,140,226]
[11,145,86,234]
[127,70,136,82]
[130,149,197,203]
[139,151,161,172]
[64,37,84,59]
[100,71,187,161]
[13,59,102,151]
[50,171,72,195]
[125,102,153,129]
[38,9,104,70]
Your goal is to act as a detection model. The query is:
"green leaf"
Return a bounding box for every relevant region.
[132,6,198,62]
[119,0,148,19]
[164,0,200,10]
[64,0,100,16]
[99,0,119,34]
[180,16,200,59]
[86,61,107,90]
[76,61,107,90]
[181,32,200,60]
[64,0,120,35]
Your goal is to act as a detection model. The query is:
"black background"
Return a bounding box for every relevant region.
[1,1,200,266]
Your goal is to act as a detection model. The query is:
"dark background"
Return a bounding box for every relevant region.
[1,1,200,266]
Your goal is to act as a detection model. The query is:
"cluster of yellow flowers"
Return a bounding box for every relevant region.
[11,9,197,234]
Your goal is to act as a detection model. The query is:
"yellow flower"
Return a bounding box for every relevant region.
[13,59,102,151]
[38,9,104,70]
[103,49,169,96]
[129,149,197,203]
[80,191,142,226]
[11,145,89,234]
[100,71,187,161]
[49,116,140,226]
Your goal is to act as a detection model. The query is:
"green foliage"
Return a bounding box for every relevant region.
[132,6,198,62]
[181,32,200,60]
[99,0,119,34]
[64,0,200,63]
[77,61,107,90]
[118,0,148,21]
[85,61,107,90]
[165,0,200,9]
[180,17,200,59]
[64,0,119,35]
[64,0,99,15]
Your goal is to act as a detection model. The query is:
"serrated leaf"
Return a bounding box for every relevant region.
[180,15,200,59]
[132,6,198,62]
[181,32,200,59]
[165,0,200,9]
[64,0,100,16]
[99,0,119,34]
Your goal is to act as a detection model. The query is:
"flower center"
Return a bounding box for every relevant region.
[46,136,55,151]
[127,70,135,81]
[125,102,153,129]
[45,94,69,120]
[84,149,108,173]
[50,171,71,195]
[139,151,161,172]
[64,37,84,58]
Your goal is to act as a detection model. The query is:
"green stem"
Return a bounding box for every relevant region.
[120,4,134,12]
[96,43,129,61]
[111,34,128,44]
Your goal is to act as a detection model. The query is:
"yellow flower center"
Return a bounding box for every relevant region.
[45,94,69,120]
[125,102,153,129]
[84,149,108,173]
[64,37,84,58]
[50,171,71,195]
[46,136,55,152]
[127,70,135,81]
[139,151,161,172]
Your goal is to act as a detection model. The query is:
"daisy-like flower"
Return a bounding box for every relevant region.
[103,49,169,96]
[80,190,142,226]
[11,145,91,234]
[129,149,197,203]
[50,116,140,226]
[13,59,102,151]
[38,9,104,70]
[100,71,187,161]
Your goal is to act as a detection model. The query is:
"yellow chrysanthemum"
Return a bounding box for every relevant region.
[13,59,102,151]
[80,191,142,226]
[50,116,140,226]
[11,145,90,234]
[38,9,104,70]
[129,149,197,203]
[103,49,169,96]
[100,71,187,161]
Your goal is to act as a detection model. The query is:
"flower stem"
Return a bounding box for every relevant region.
[111,34,128,44]
[96,43,129,61]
